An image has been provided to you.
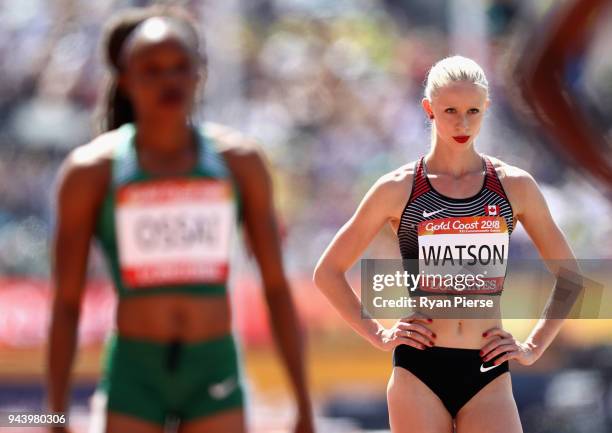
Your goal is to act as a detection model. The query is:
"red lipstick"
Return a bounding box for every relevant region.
[453,135,470,143]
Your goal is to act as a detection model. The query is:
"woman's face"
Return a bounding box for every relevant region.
[423,81,489,148]
[119,26,201,123]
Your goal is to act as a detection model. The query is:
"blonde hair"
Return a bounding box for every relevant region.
[424,55,489,147]
[424,55,489,99]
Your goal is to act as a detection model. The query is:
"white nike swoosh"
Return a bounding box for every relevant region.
[480,363,500,373]
[208,376,239,400]
[422,209,445,218]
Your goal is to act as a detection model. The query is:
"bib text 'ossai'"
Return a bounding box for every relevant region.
[115,178,236,288]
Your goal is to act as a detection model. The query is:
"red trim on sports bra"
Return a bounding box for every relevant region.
[409,157,430,203]
[483,157,508,199]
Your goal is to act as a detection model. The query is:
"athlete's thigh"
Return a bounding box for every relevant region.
[178,408,246,433]
[105,411,165,433]
[455,372,522,433]
[387,367,454,433]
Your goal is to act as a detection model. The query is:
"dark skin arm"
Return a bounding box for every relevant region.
[223,144,314,433]
[513,0,612,190]
[46,145,109,432]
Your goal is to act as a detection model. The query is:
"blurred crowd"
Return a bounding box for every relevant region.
[0,0,611,279]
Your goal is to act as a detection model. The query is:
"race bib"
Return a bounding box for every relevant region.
[115,179,236,288]
[417,216,508,294]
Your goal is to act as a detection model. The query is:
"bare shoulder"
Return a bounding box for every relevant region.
[374,162,415,197]
[57,129,122,195]
[486,155,537,189]
[204,122,263,160]
[203,122,273,198]
[486,155,541,216]
[362,162,416,220]
[70,131,117,166]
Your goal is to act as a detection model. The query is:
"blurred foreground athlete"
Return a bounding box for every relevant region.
[47,6,314,433]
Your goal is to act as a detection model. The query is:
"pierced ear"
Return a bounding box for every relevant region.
[422,97,434,119]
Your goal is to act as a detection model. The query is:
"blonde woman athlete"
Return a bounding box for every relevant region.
[314,56,579,433]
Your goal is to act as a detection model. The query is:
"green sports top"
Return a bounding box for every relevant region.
[94,122,242,298]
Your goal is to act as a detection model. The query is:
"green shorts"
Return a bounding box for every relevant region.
[97,333,244,425]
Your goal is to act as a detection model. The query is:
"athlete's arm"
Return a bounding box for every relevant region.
[508,168,580,362]
[513,0,612,189]
[221,140,314,433]
[313,171,436,351]
[46,145,108,421]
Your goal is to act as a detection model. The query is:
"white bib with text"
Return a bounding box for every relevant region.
[417,216,509,294]
[115,179,235,288]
